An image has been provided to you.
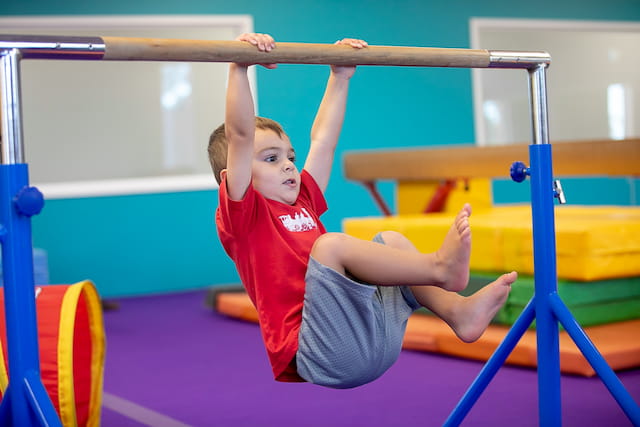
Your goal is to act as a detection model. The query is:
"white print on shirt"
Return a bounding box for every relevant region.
[279,208,318,232]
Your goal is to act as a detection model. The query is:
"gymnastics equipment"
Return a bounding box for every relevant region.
[344,205,640,281]
[0,34,638,427]
[344,138,640,181]
[0,281,105,426]
[343,138,639,215]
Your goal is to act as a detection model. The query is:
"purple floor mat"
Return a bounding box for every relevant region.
[100,290,640,427]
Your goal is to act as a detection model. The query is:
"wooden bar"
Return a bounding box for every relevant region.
[102,37,492,68]
[343,139,640,181]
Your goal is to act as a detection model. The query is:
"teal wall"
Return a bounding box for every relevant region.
[3,1,639,297]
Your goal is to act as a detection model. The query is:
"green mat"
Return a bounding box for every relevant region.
[417,272,640,328]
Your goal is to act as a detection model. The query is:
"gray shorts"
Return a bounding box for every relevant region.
[296,233,420,389]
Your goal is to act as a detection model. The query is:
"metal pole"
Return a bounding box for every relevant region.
[528,64,550,146]
[0,47,61,427]
[1,48,25,164]
[526,64,562,426]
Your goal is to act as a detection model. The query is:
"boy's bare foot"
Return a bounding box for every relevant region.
[450,271,517,343]
[435,204,472,292]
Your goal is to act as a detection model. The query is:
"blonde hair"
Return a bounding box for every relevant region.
[207,117,286,185]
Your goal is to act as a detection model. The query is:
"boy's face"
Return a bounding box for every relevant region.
[252,129,300,205]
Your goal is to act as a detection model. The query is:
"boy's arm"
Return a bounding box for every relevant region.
[224,33,276,201]
[304,38,368,193]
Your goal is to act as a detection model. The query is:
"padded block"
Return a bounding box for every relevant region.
[499,298,640,329]
[212,290,640,376]
[474,273,640,327]
[404,315,640,377]
[216,292,259,323]
[343,205,640,281]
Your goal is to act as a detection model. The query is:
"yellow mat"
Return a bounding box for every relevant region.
[343,205,640,281]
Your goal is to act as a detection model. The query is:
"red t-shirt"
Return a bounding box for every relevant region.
[216,170,327,381]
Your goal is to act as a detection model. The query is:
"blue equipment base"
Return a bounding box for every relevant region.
[444,144,640,426]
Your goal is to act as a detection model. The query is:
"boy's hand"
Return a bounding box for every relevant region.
[235,32,277,69]
[331,38,368,78]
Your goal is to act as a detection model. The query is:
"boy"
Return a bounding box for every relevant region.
[210,33,517,389]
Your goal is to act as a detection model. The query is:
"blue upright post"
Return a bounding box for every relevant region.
[0,47,62,427]
[528,142,562,425]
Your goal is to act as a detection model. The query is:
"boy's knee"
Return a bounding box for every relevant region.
[311,233,347,266]
[312,232,344,253]
[377,230,399,245]
[378,231,414,251]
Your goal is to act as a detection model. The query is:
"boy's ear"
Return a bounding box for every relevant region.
[219,169,228,182]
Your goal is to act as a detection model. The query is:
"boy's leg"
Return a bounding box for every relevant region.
[311,204,473,292]
[377,230,516,343]
[319,227,517,343]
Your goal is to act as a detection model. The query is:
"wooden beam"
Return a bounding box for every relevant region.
[101,37,492,68]
[343,139,640,181]
[1,34,548,68]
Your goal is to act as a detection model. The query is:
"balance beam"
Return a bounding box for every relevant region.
[343,138,640,182]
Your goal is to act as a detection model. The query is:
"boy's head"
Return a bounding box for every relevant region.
[208,116,287,185]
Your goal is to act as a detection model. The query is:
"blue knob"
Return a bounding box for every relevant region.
[510,161,530,183]
[14,186,45,217]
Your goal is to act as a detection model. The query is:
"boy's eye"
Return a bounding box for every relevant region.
[265,155,277,162]
[288,156,296,163]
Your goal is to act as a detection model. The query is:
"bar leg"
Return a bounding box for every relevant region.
[535,290,561,427]
[0,386,12,425]
[549,293,640,425]
[24,370,62,427]
[444,299,536,426]
[361,181,392,216]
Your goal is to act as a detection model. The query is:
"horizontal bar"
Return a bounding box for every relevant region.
[102,37,495,67]
[0,34,550,69]
[343,138,640,181]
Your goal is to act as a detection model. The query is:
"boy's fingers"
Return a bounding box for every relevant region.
[253,33,275,51]
[335,38,368,48]
[261,34,276,51]
[236,33,276,52]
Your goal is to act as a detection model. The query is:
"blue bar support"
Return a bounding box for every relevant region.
[0,47,62,426]
[550,293,640,425]
[0,164,61,426]
[529,144,562,425]
[444,63,639,426]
